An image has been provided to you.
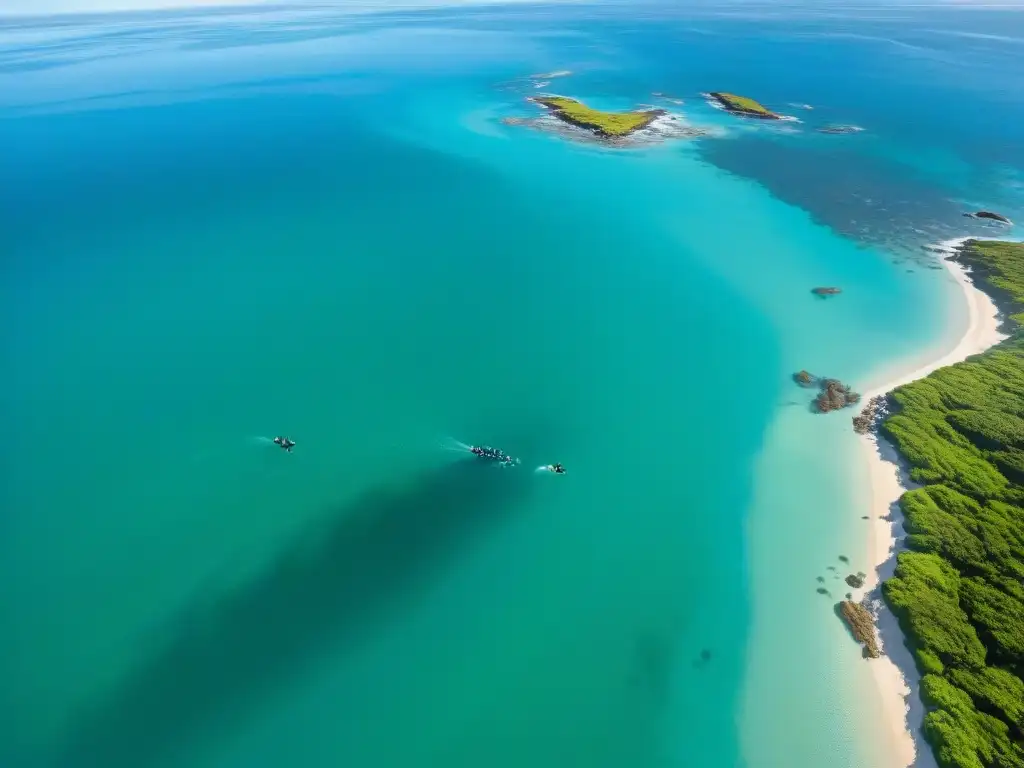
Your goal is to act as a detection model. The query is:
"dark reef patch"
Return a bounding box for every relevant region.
[699,137,1007,261]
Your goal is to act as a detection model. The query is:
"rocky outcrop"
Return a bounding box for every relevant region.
[815,379,861,413]
[964,211,1012,225]
[794,372,861,412]
[838,600,880,658]
[852,394,889,434]
[811,286,842,297]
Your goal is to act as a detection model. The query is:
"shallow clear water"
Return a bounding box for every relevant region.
[2,4,1022,768]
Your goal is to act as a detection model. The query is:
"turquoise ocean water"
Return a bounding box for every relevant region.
[2,4,1023,768]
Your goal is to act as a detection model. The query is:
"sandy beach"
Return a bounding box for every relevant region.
[855,237,1010,768]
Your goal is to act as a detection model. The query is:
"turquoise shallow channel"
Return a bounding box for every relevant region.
[2,3,1023,768]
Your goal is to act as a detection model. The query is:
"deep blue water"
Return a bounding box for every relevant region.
[1,4,1021,768]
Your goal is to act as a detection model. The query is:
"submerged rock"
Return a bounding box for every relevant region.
[531,69,572,80]
[816,379,861,413]
[838,600,880,658]
[796,371,861,412]
[793,370,818,387]
[817,124,864,135]
[845,572,867,589]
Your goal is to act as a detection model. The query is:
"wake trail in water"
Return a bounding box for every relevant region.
[190,435,278,465]
[438,436,474,454]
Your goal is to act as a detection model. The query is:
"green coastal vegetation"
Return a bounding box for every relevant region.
[881,240,1024,768]
[954,240,1024,328]
[707,92,779,119]
[530,96,661,137]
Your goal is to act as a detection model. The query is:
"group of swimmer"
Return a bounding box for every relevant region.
[469,445,519,466]
[271,435,565,474]
[471,444,565,474]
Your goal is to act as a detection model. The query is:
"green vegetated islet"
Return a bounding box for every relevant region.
[530,96,661,137]
[881,240,1024,768]
[707,92,780,119]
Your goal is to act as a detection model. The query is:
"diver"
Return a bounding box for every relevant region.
[551,462,566,474]
[273,436,296,453]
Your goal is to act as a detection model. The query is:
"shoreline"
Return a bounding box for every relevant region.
[854,237,1009,768]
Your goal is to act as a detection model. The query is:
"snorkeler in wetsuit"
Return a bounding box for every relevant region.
[273,436,296,453]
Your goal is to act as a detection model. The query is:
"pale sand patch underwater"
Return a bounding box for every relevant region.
[853,237,1009,768]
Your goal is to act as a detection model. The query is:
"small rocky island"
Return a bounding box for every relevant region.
[811,286,842,297]
[793,371,861,412]
[504,95,707,145]
[964,210,1013,225]
[706,92,781,119]
[838,600,880,658]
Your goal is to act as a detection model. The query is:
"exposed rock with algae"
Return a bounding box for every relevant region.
[838,600,880,658]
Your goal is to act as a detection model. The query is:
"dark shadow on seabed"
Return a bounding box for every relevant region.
[48,450,538,768]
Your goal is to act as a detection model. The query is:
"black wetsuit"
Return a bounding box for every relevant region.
[274,437,295,452]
